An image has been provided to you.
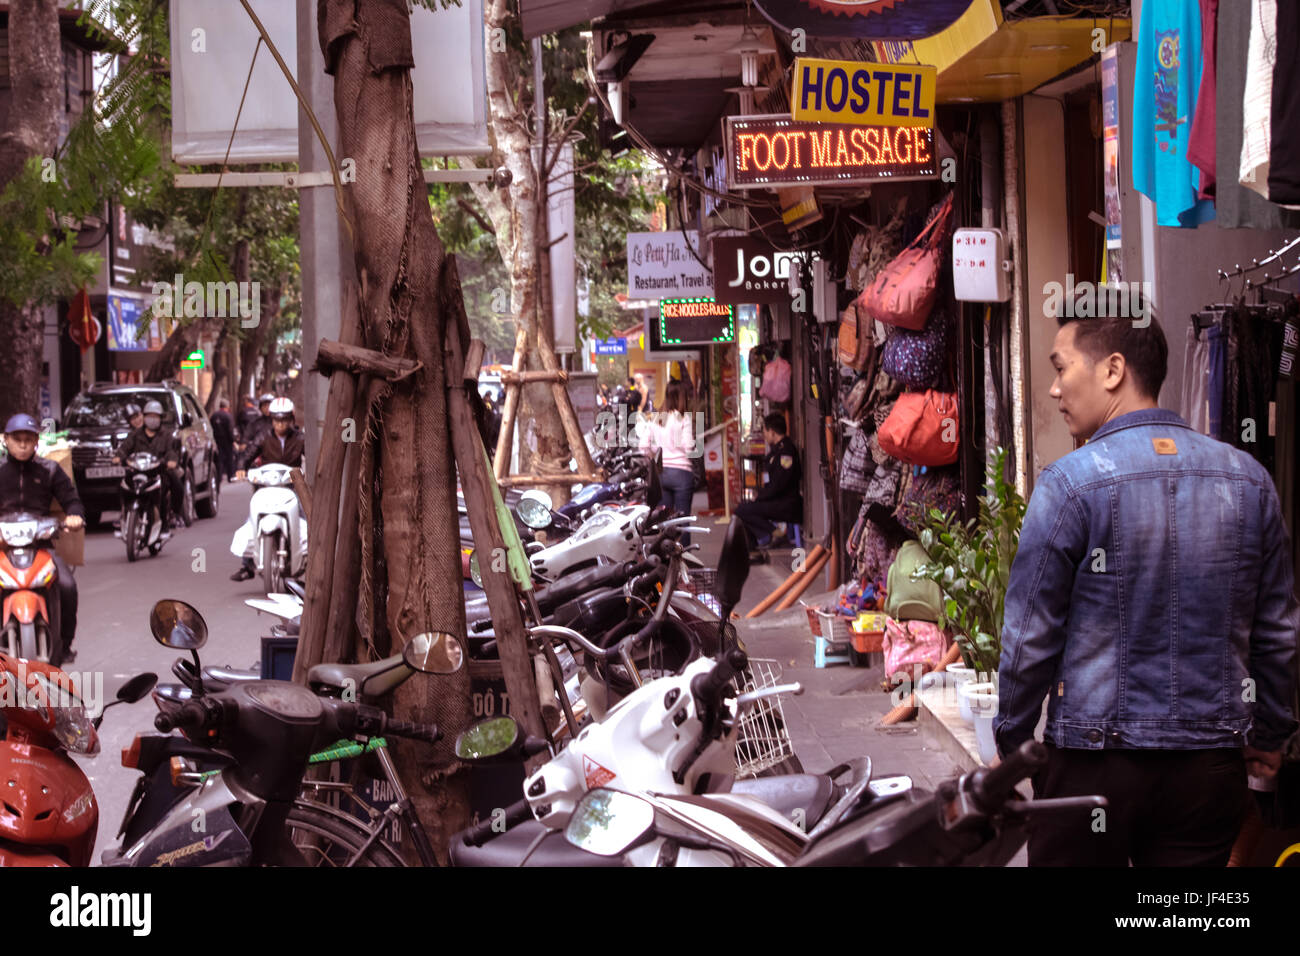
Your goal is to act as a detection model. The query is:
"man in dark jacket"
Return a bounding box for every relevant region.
[114,400,186,531]
[210,398,236,485]
[0,414,83,660]
[237,394,274,461]
[735,413,803,554]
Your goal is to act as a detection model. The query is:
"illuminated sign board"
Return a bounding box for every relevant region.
[725,114,937,191]
[180,349,205,370]
[791,58,936,127]
[659,298,736,345]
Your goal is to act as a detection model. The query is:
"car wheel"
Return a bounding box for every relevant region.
[181,472,196,527]
[196,461,219,518]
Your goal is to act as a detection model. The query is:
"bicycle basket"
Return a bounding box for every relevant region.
[733,657,797,778]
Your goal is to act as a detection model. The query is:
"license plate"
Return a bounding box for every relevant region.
[86,466,124,479]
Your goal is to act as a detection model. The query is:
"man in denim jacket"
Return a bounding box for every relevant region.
[996,308,1298,866]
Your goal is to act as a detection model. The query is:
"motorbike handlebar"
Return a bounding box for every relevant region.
[689,648,748,715]
[969,740,1048,811]
[383,718,442,745]
[461,797,533,846]
[154,698,216,733]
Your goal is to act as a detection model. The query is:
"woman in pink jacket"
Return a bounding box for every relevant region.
[638,380,696,544]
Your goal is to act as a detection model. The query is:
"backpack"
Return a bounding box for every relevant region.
[884,540,944,623]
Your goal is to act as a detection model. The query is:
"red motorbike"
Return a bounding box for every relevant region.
[0,512,65,664]
[0,653,155,866]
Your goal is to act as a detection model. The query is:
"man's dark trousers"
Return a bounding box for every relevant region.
[735,498,794,545]
[50,553,77,656]
[1027,744,1250,866]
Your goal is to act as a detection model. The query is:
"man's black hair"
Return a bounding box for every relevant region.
[1056,294,1168,400]
[763,412,787,435]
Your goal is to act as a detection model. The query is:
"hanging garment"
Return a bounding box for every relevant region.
[1225,307,1283,472]
[1187,0,1219,200]
[1280,311,1299,381]
[1240,0,1278,199]
[1267,0,1300,204]
[1181,323,1212,434]
[1215,0,1300,227]
[1132,0,1216,227]
[1207,323,1226,440]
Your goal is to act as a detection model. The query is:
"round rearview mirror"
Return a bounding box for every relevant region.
[149,600,209,650]
[516,495,553,530]
[468,550,483,588]
[455,716,519,761]
[117,672,158,704]
[564,788,655,857]
[402,632,466,675]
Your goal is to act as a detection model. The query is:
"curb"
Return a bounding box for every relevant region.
[917,685,982,773]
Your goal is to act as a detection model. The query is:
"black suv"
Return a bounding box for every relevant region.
[63,381,220,526]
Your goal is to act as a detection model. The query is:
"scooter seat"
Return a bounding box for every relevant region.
[449,820,625,867]
[306,654,408,700]
[732,774,834,826]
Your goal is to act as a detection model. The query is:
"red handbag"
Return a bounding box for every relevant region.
[857,193,954,331]
[876,390,959,466]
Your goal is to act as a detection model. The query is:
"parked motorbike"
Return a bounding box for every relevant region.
[0,511,67,664]
[0,653,156,866]
[231,464,306,595]
[104,599,463,867]
[118,451,169,562]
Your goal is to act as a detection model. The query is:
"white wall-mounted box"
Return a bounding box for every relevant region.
[952,227,1010,302]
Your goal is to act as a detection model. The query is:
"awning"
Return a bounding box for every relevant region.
[519,0,666,39]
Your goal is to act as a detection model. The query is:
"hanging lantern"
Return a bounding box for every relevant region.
[67,288,101,351]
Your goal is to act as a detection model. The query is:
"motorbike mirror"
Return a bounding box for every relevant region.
[564,788,656,856]
[715,518,752,613]
[149,600,209,650]
[468,550,483,588]
[454,716,520,761]
[516,496,553,530]
[402,632,466,675]
[117,672,158,704]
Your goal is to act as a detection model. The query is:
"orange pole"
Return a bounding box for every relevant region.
[774,549,831,611]
[745,544,826,618]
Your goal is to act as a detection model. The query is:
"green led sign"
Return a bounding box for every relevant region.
[659,297,735,346]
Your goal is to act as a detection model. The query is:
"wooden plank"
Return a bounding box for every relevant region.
[441,258,549,745]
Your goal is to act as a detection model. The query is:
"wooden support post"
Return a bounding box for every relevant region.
[315,338,420,382]
[294,284,361,683]
[442,259,548,745]
[500,369,570,384]
[289,468,313,522]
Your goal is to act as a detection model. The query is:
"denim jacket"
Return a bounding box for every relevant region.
[996,409,1299,753]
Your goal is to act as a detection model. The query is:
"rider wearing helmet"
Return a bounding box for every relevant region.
[0,413,83,661]
[232,398,304,581]
[114,399,187,532]
[124,403,144,431]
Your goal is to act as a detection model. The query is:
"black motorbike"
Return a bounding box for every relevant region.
[118,452,168,562]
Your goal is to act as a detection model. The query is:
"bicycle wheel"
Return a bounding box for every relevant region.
[284,800,407,867]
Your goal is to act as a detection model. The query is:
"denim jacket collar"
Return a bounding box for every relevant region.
[1088,408,1189,443]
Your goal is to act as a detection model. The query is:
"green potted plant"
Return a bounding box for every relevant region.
[910,449,1026,761]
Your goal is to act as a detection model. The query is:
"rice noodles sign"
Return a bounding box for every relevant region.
[725,114,937,190]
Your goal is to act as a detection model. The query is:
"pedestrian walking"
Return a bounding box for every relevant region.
[995,305,1298,866]
[210,398,237,485]
[638,380,696,545]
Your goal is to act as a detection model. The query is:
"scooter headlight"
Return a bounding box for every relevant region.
[0,520,37,547]
[30,674,99,756]
[0,566,21,589]
[127,452,160,472]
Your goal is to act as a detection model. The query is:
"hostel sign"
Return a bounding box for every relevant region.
[791,58,936,128]
[725,114,938,190]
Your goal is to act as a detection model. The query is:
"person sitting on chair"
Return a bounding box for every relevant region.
[735,413,802,556]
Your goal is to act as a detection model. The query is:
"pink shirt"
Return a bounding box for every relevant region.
[638,412,695,471]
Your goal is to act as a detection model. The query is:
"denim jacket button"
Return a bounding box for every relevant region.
[1087,730,1103,743]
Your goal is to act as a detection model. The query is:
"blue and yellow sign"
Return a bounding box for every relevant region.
[791,57,936,128]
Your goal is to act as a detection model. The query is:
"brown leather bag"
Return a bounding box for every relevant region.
[838,301,874,370]
[858,193,954,331]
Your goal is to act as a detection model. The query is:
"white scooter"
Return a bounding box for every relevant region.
[230,463,307,594]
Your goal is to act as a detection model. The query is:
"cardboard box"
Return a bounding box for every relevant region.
[44,445,85,567]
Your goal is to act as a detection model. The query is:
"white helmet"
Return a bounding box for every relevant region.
[268,397,294,419]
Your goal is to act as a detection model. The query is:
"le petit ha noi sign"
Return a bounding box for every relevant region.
[726,115,938,190]
[626,231,712,300]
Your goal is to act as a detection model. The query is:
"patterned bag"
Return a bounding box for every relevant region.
[882,617,949,685]
[839,427,872,493]
[893,465,963,537]
[881,307,951,389]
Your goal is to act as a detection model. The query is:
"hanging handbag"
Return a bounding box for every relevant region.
[691,455,706,493]
[857,192,954,331]
[876,390,960,466]
[837,302,875,370]
[759,354,792,403]
[881,307,951,389]
[839,427,872,493]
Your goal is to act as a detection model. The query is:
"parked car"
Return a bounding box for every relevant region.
[62,381,221,527]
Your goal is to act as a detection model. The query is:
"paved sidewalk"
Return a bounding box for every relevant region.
[692,512,961,789]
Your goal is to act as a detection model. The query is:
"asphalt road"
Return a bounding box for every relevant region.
[68,480,274,863]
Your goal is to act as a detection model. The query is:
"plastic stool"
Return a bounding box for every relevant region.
[790,523,803,549]
[814,634,850,668]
